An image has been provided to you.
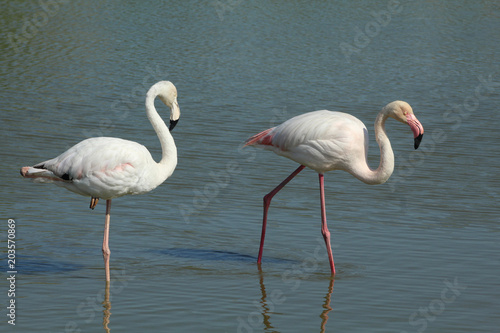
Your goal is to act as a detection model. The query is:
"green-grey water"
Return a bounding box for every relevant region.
[1,1,499,332]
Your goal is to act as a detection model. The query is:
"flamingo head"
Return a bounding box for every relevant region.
[385,100,424,149]
[151,81,180,131]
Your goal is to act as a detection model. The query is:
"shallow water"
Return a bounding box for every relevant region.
[1,1,499,332]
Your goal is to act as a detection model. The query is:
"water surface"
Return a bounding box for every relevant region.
[1,1,499,332]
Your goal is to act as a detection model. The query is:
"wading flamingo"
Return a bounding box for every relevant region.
[245,101,424,275]
[20,81,180,281]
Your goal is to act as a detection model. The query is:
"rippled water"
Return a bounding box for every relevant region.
[1,1,499,332]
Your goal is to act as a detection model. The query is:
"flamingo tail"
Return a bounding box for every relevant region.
[20,166,68,183]
[244,128,275,147]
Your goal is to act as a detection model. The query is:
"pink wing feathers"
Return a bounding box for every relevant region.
[244,127,275,147]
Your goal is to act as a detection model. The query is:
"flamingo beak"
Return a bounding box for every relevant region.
[169,119,179,131]
[407,114,424,150]
[414,133,423,149]
[169,99,180,131]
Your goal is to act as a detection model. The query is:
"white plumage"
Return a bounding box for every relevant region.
[245,101,424,275]
[250,110,369,174]
[23,137,170,199]
[20,81,180,281]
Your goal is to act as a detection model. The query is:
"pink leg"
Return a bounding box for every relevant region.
[258,165,306,264]
[319,174,335,276]
[102,199,112,281]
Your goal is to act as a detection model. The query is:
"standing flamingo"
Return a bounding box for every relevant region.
[20,81,180,281]
[245,100,424,275]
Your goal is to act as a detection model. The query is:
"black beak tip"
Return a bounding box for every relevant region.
[414,133,423,149]
[169,119,179,131]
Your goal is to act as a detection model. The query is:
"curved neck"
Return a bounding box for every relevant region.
[145,91,177,179]
[353,111,394,185]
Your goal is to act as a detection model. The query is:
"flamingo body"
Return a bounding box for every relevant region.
[21,136,172,199]
[246,110,369,175]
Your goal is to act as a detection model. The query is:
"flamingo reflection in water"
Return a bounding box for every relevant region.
[238,268,334,332]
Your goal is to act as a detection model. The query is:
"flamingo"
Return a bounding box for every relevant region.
[245,100,424,275]
[20,81,180,281]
